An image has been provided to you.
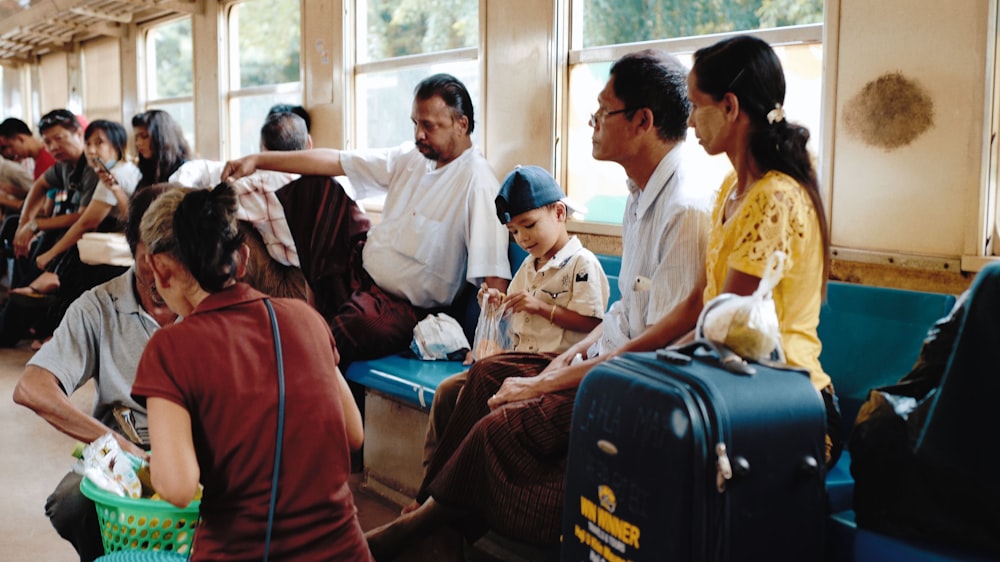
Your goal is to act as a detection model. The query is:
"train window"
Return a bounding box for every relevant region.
[564,1,823,224]
[1,64,26,123]
[141,17,195,152]
[354,0,481,150]
[575,0,822,49]
[225,0,302,158]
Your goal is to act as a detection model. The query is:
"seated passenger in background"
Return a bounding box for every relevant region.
[0,111,127,346]
[171,109,312,189]
[0,116,57,180]
[132,183,372,561]
[267,103,312,134]
[0,157,32,215]
[414,165,608,491]
[238,219,308,301]
[171,110,310,270]
[365,49,712,558]
[132,110,191,189]
[221,73,511,368]
[14,120,141,298]
[12,185,177,562]
[5,120,141,347]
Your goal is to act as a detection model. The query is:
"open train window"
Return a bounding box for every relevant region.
[350,0,481,210]
[140,17,195,153]
[225,0,303,159]
[563,1,824,225]
[354,0,481,150]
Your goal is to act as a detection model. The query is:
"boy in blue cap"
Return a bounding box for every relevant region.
[408,165,609,512]
[487,165,609,352]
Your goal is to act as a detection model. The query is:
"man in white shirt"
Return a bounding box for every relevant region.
[222,74,510,366]
[364,50,714,559]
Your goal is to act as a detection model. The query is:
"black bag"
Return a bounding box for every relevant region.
[561,341,827,562]
[850,263,1000,555]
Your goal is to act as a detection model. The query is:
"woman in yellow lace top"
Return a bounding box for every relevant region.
[688,35,841,464]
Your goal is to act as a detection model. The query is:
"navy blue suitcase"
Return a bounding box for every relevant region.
[560,343,827,562]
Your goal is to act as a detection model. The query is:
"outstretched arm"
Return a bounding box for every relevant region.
[222,148,346,180]
[13,366,146,457]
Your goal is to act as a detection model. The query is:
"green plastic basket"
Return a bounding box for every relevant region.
[80,476,200,556]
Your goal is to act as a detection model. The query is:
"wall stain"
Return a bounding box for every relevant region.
[842,72,934,150]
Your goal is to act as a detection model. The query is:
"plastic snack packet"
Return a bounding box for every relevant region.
[697,251,787,362]
[76,433,144,498]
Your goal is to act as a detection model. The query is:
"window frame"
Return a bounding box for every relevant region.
[560,18,824,231]
[351,0,483,153]
[222,0,305,160]
[967,0,1000,270]
[135,14,196,154]
[137,14,195,114]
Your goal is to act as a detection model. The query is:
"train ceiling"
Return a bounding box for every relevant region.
[0,0,201,65]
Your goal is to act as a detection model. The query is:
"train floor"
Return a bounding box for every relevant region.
[0,345,511,561]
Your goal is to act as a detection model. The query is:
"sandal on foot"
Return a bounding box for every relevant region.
[9,286,58,307]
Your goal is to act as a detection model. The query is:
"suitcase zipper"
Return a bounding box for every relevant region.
[715,442,733,492]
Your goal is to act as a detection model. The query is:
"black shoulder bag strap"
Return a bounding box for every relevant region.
[263,298,285,562]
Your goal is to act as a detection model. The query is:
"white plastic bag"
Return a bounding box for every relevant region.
[410,313,471,360]
[78,232,133,266]
[75,433,144,498]
[697,251,787,362]
[471,292,513,361]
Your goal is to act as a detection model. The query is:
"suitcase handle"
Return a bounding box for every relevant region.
[657,339,757,376]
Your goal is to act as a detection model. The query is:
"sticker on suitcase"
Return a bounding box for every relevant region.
[570,485,641,562]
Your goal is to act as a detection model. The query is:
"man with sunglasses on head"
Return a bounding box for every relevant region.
[0,110,100,345]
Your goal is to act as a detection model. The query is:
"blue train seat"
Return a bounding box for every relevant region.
[345,244,622,411]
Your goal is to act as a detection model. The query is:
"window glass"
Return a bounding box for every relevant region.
[362,0,479,62]
[579,0,823,48]
[356,60,480,148]
[567,1,824,223]
[226,0,302,158]
[232,0,301,88]
[146,18,193,100]
[143,18,194,153]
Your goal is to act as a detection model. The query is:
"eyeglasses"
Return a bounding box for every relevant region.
[589,107,633,128]
[38,111,77,132]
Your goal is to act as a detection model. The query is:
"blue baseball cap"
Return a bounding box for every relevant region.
[495,165,567,224]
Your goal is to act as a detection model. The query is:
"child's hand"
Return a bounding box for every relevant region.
[462,350,475,365]
[95,167,115,186]
[502,291,548,318]
[477,284,505,308]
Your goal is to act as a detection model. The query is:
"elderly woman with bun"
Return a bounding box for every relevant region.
[130,183,372,561]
